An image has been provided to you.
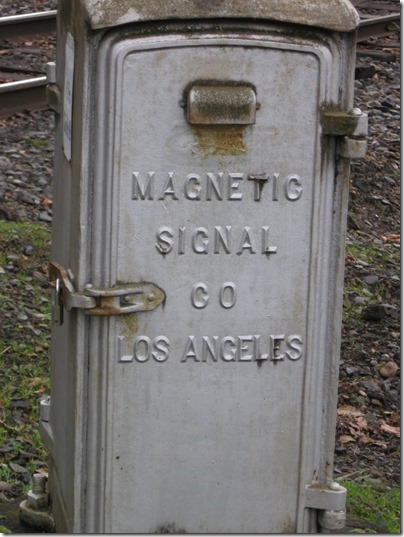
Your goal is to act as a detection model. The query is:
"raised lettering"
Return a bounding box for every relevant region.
[158,172,178,200]
[220,336,237,361]
[286,335,303,360]
[270,335,285,361]
[228,173,244,200]
[237,227,256,255]
[132,171,154,200]
[155,226,174,254]
[131,171,303,202]
[238,335,254,361]
[156,226,276,256]
[181,336,200,362]
[262,227,277,256]
[184,174,202,200]
[117,335,133,363]
[202,336,219,362]
[285,174,303,201]
[219,282,237,309]
[253,335,269,361]
[178,226,186,255]
[152,336,170,362]
[191,283,209,309]
[214,226,231,254]
[206,172,224,200]
[272,172,280,201]
[133,336,151,362]
[121,334,303,364]
[192,227,209,254]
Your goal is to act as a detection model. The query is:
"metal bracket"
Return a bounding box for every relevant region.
[305,482,347,530]
[305,482,346,511]
[49,262,165,320]
[321,107,368,159]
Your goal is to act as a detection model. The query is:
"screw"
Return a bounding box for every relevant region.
[147,293,155,302]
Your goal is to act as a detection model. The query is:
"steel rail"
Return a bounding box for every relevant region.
[357,13,400,42]
[0,10,400,117]
[0,10,57,40]
[0,76,48,118]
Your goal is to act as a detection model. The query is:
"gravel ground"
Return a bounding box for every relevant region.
[0,0,400,532]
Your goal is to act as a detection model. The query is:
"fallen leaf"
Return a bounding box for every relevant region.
[381,233,400,244]
[381,424,400,437]
[356,416,368,429]
[337,405,363,416]
[339,435,355,444]
[41,197,53,206]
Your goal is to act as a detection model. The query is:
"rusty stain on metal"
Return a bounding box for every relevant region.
[282,517,296,533]
[193,126,246,158]
[120,313,139,339]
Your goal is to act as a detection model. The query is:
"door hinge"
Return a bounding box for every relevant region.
[49,262,165,323]
[321,107,368,159]
[305,482,347,531]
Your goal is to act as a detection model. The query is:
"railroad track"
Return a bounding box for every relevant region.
[0,6,400,118]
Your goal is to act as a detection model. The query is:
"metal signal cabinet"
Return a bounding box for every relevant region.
[41,0,367,533]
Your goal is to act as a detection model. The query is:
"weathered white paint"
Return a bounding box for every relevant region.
[45,3,357,533]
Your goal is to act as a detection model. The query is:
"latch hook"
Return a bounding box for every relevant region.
[49,262,165,321]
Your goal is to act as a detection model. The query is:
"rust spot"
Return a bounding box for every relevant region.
[282,517,296,533]
[193,126,246,158]
[120,313,139,338]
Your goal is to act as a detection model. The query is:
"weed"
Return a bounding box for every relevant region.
[0,221,51,495]
[340,478,401,534]
[26,138,50,150]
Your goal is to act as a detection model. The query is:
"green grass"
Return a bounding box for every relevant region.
[0,220,400,533]
[340,478,401,533]
[26,138,51,150]
[0,220,51,493]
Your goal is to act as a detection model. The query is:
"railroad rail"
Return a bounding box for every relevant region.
[0,10,56,40]
[0,8,400,118]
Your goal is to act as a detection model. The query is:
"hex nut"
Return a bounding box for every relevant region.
[26,490,50,510]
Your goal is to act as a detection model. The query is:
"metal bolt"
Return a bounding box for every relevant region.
[40,396,51,422]
[147,293,155,302]
[32,474,47,494]
[46,62,56,84]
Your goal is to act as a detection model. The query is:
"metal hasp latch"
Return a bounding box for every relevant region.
[49,261,165,325]
[305,482,347,531]
[321,107,368,159]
